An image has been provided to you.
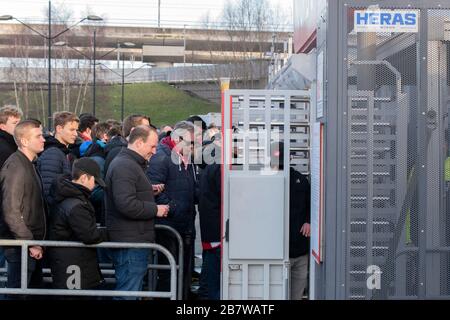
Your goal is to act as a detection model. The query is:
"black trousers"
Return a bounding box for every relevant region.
[156,229,193,299]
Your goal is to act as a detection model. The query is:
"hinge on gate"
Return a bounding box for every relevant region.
[225,219,229,242]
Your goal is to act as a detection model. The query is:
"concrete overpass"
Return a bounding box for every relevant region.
[0,23,292,65]
[0,61,270,104]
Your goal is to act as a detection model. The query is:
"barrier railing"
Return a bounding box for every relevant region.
[0,240,177,300]
[155,224,184,300]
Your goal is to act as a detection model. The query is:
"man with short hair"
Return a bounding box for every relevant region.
[37,112,79,206]
[80,122,110,158]
[158,125,173,142]
[84,122,111,224]
[147,120,198,299]
[0,119,47,291]
[78,113,98,142]
[0,106,23,269]
[0,106,23,169]
[106,119,121,129]
[104,114,150,176]
[105,125,168,300]
[84,122,111,173]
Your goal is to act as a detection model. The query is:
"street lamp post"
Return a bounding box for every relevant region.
[93,29,96,116]
[99,61,152,121]
[48,3,51,128]
[0,1,102,129]
[121,57,125,121]
[56,41,133,118]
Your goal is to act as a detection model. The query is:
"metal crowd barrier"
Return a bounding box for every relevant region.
[0,240,177,300]
[95,225,184,300]
[155,224,184,300]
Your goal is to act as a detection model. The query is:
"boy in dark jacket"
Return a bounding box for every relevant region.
[48,158,108,291]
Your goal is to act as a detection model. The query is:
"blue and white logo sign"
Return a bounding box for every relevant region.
[354,10,419,33]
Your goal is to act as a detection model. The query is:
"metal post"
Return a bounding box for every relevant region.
[356,32,376,91]
[121,57,125,121]
[158,0,161,28]
[21,244,28,289]
[93,29,96,116]
[418,8,428,300]
[48,0,52,129]
[117,42,120,69]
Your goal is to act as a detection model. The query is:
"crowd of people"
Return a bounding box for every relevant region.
[0,105,311,300]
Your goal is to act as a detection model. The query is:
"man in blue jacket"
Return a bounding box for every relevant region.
[147,120,198,299]
[37,112,79,207]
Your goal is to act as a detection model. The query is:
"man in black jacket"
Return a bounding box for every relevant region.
[198,136,221,300]
[0,106,22,269]
[37,112,79,206]
[271,142,311,300]
[105,125,168,300]
[0,119,47,290]
[103,114,150,176]
[0,106,22,169]
[48,158,108,291]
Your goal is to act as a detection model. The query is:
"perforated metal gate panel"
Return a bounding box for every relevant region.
[342,3,450,299]
[221,90,311,300]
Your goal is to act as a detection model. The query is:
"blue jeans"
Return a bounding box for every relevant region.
[111,248,150,300]
[199,247,220,300]
[2,247,42,300]
[0,248,5,268]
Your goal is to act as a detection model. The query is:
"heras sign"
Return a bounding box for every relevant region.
[354,10,419,33]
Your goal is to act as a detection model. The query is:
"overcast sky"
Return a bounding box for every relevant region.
[1,0,293,28]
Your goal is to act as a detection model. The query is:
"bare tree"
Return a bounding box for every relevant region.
[196,0,291,91]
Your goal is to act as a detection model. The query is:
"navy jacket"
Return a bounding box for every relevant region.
[0,129,17,170]
[104,136,127,177]
[37,136,72,206]
[84,140,107,224]
[147,138,197,235]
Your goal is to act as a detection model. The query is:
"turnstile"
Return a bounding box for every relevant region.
[221,90,311,299]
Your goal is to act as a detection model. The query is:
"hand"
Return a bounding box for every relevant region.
[300,223,311,237]
[152,184,165,196]
[156,205,169,218]
[29,246,43,260]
